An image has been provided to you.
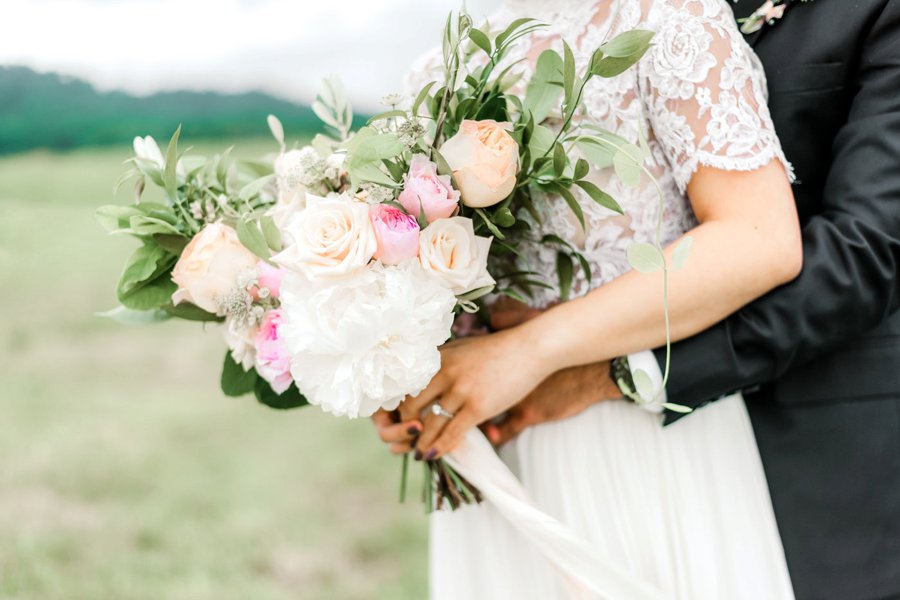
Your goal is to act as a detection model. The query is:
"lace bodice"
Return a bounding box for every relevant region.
[407,0,791,308]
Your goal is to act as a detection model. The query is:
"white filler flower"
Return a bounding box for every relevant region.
[279,260,457,418]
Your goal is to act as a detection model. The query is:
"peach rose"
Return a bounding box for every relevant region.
[418,216,495,296]
[440,120,519,208]
[171,223,259,314]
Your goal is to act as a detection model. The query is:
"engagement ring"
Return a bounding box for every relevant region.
[430,402,455,419]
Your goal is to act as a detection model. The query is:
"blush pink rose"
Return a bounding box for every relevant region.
[369,204,420,265]
[397,154,460,223]
[253,261,286,300]
[253,309,293,394]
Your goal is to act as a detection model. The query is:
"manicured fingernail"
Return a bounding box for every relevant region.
[411,436,418,449]
[425,449,438,461]
[414,450,423,461]
[407,425,421,435]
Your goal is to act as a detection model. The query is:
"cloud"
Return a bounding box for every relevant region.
[0,0,502,110]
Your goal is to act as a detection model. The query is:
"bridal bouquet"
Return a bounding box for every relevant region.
[98,11,668,509]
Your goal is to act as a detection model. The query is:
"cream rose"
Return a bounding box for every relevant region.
[418,216,495,296]
[273,194,376,280]
[440,120,519,208]
[171,223,259,314]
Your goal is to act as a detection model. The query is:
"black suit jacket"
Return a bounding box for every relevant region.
[655,1,900,599]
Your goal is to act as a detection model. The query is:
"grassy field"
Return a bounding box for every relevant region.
[0,141,428,599]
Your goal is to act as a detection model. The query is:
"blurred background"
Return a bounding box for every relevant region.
[0,1,500,598]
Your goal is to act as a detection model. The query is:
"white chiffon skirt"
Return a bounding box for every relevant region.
[430,394,795,599]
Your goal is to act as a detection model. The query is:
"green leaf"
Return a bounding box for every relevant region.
[96,305,172,325]
[632,368,655,402]
[562,41,576,105]
[574,158,590,180]
[164,126,181,200]
[221,352,258,397]
[345,127,405,162]
[574,180,623,214]
[547,183,585,231]
[575,138,615,169]
[528,125,557,163]
[412,82,436,116]
[119,275,177,310]
[556,252,574,302]
[468,28,492,54]
[457,285,495,302]
[493,207,516,227]
[495,18,536,49]
[96,205,143,233]
[260,215,283,252]
[153,233,189,255]
[613,143,643,187]
[672,236,693,270]
[474,208,506,240]
[254,379,309,410]
[238,174,274,202]
[599,30,654,58]
[663,402,693,414]
[236,218,271,261]
[129,215,182,236]
[117,243,173,297]
[524,50,564,123]
[367,109,407,125]
[627,243,665,273]
[552,143,566,177]
[163,301,222,322]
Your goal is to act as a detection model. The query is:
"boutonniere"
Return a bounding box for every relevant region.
[739,0,814,35]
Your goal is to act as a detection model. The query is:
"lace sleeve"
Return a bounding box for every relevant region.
[639,0,793,192]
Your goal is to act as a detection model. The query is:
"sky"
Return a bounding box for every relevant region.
[0,0,503,111]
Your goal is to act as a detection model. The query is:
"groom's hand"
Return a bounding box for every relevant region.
[481,361,621,446]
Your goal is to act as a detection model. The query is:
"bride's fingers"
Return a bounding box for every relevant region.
[412,393,466,457]
[398,373,449,422]
[424,408,478,459]
[491,412,528,446]
[375,419,423,446]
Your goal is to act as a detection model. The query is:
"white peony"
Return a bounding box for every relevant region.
[279,260,457,418]
[272,194,377,281]
[418,216,495,296]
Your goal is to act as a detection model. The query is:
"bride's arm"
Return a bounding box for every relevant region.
[524,159,801,375]
[400,160,800,459]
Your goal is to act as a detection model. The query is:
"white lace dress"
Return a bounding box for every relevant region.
[412,0,796,598]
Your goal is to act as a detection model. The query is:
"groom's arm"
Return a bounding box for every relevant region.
[657,3,900,422]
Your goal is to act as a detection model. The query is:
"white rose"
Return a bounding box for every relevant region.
[279,261,456,418]
[418,216,495,296]
[223,317,257,371]
[273,194,376,281]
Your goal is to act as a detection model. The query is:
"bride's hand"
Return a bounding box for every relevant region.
[399,327,552,459]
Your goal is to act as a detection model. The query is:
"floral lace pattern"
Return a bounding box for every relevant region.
[407,0,791,308]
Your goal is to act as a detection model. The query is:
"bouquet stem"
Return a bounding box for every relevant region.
[417,458,482,512]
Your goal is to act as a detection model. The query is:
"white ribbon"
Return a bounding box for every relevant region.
[446,430,669,600]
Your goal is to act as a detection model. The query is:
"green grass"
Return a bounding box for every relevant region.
[0,141,428,599]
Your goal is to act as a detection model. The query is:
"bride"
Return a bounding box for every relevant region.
[375,0,800,597]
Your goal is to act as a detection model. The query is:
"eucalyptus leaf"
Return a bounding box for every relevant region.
[632,368,655,402]
[613,143,643,186]
[627,242,665,273]
[672,236,693,270]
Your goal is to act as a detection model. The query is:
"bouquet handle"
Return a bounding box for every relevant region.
[445,430,669,600]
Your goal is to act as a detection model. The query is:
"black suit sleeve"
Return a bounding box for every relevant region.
[657,2,900,421]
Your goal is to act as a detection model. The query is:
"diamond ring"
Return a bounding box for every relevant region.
[430,402,455,419]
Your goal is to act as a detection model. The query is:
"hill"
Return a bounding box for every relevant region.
[0,66,330,154]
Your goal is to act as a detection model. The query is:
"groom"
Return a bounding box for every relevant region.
[487,1,900,599]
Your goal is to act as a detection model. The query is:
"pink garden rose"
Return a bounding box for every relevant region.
[254,309,293,394]
[253,261,286,300]
[369,204,420,265]
[397,154,460,223]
